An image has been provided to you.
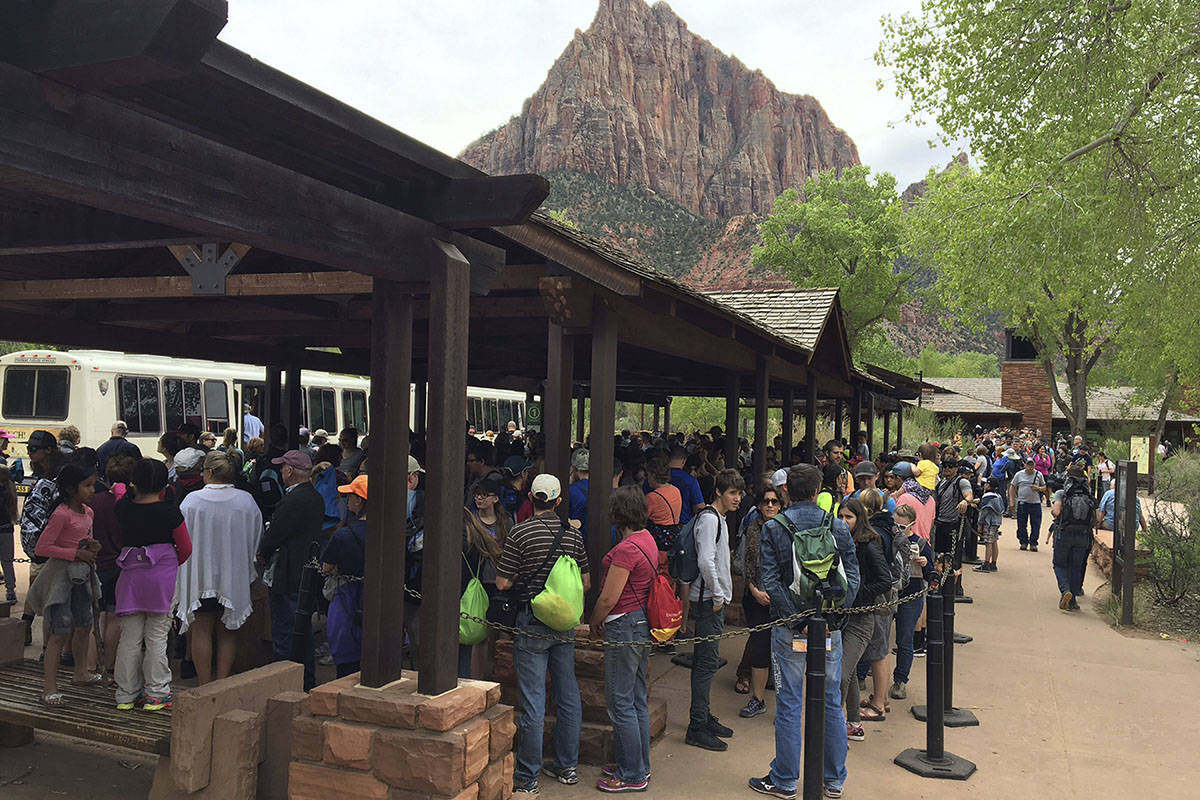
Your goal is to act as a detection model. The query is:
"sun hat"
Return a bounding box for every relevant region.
[337,474,368,500]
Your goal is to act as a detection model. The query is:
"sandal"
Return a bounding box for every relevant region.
[734,676,750,695]
[860,698,890,714]
[42,693,66,707]
[72,673,105,686]
[860,703,886,721]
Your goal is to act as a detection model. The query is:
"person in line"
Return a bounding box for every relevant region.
[889,504,934,700]
[1051,464,1098,611]
[0,465,18,603]
[1010,457,1048,551]
[19,430,66,648]
[912,442,940,492]
[113,459,191,710]
[836,497,893,739]
[28,463,101,705]
[83,448,127,677]
[973,478,1004,573]
[404,456,426,667]
[749,465,859,800]
[256,449,323,689]
[242,404,264,445]
[685,468,745,752]
[857,489,898,722]
[217,427,244,461]
[459,478,505,678]
[321,475,369,678]
[568,448,590,540]
[734,480,781,718]
[666,445,706,524]
[96,421,142,477]
[815,463,845,516]
[589,487,658,793]
[496,474,590,794]
[178,452,263,685]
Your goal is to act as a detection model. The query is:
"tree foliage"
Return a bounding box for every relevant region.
[753,165,910,351]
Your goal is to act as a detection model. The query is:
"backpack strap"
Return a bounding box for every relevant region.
[651,489,679,524]
[693,506,721,602]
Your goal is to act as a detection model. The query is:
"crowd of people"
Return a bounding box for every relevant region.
[0,410,1135,798]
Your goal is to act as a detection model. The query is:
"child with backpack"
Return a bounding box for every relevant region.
[113,459,192,711]
[322,475,370,678]
[973,478,1003,573]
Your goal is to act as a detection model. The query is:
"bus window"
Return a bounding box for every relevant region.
[484,399,499,433]
[2,366,69,419]
[307,388,336,433]
[118,376,161,433]
[342,390,368,434]
[498,400,513,429]
[164,378,203,432]
[204,380,229,433]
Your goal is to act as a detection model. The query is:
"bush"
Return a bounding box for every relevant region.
[900,406,964,451]
[1141,473,1200,605]
[1157,452,1200,504]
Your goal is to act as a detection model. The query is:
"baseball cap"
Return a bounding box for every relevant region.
[312,429,329,441]
[771,468,789,487]
[26,430,57,451]
[408,455,424,474]
[337,474,368,500]
[174,447,206,471]
[530,474,561,502]
[502,455,531,475]
[571,448,590,472]
[272,450,313,470]
[889,461,915,478]
[853,460,877,477]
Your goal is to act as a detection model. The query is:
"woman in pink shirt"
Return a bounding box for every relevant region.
[31,464,100,705]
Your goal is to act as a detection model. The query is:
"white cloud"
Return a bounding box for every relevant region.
[219,0,968,188]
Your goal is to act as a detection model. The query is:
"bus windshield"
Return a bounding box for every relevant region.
[2,366,69,419]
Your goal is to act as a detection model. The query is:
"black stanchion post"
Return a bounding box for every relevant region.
[940,575,978,727]
[802,611,827,800]
[895,593,976,780]
[290,547,321,664]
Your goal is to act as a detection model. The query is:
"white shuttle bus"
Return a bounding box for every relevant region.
[0,350,527,461]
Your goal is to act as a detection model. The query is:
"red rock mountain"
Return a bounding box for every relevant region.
[459,0,860,219]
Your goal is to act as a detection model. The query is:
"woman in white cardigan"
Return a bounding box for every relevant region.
[178,451,263,685]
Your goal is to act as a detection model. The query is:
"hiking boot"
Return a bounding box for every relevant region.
[1059,591,1073,610]
[739,697,766,718]
[541,764,578,786]
[748,776,795,799]
[685,725,728,751]
[846,722,865,741]
[596,776,648,793]
[707,715,734,738]
[889,680,907,700]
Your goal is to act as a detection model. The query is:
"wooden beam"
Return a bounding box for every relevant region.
[753,355,769,479]
[805,381,818,468]
[419,240,471,695]
[423,174,550,228]
[264,366,282,437]
[585,298,618,600]
[896,405,904,451]
[360,281,412,688]
[488,264,547,292]
[544,322,575,517]
[0,272,375,301]
[495,223,642,297]
[0,59,458,279]
[835,398,845,443]
[882,411,891,458]
[782,386,795,465]
[284,364,302,450]
[725,374,740,469]
[0,204,206,255]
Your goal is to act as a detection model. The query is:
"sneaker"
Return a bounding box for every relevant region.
[846,722,865,741]
[748,776,796,799]
[1059,591,1073,610]
[988,563,999,572]
[597,776,648,793]
[1020,543,1028,551]
[116,700,136,711]
[824,786,843,799]
[739,697,766,718]
[888,681,907,700]
[972,563,991,572]
[914,646,926,658]
[1068,598,1081,612]
[601,765,650,781]
[512,780,539,795]
[707,715,734,738]
[541,764,578,786]
[685,725,728,751]
[1030,545,1039,552]
[142,693,172,711]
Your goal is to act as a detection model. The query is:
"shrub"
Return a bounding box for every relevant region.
[1141,473,1200,605]
[1157,452,1200,504]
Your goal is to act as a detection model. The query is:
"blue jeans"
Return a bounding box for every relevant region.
[1016,501,1043,546]
[604,611,651,783]
[269,592,315,690]
[1053,533,1089,596]
[768,626,847,793]
[513,608,580,785]
[689,600,725,727]
[892,593,924,684]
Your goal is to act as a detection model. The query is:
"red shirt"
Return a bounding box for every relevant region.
[601,530,659,616]
[645,485,682,526]
[35,504,94,561]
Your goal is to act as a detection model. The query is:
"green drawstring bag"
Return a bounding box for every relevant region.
[459,556,489,645]
[531,551,584,631]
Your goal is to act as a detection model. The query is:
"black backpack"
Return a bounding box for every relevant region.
[934,476,965,519]
[1059,485,1096,536]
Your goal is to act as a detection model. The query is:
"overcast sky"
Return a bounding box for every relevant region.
[219,0,968,190]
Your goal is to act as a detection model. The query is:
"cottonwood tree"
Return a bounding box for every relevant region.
[753,165,910,352]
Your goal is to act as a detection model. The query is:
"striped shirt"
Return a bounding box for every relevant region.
[496,512,589,601]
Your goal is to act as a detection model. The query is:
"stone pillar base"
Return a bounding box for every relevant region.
[289,671,514,800]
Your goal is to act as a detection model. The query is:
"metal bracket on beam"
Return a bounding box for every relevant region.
[168,243,250,295]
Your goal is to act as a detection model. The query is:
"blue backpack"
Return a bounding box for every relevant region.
[667,506,720,584]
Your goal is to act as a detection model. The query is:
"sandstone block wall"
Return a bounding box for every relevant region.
[1001,361,1053,434]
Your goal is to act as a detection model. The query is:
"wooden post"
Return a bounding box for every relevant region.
[882,411,891,457]
[781,386,795,466]
[360,280,412,689]
[850,388,862,443]
[652,404,660,434]
[284,364,302,450]
[805,381,818,467]
[545,323,574,514]
[265,365,282,434]
[896,405,905,451]
[834,398,844,443]
[663,399,671,435]
[865,393,875,459]
[413,380,427,436]
[725,374,740,469]
[753,355,769,479]
[575,395,586,445]
[586,298,618,596]
[419,240,471,695]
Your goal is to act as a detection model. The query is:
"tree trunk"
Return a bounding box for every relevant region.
[1153,371,1179,446]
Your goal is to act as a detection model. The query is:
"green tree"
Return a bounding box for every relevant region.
[753,165,910,351]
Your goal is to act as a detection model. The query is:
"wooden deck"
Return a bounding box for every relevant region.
[0,660,171,754]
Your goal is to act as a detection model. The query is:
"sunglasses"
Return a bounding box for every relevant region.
[760,498,781,506]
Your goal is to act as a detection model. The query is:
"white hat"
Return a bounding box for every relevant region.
[407,455,425,474]
[530,473,561,502]
[771,468,789,487]
[175,448,205,471]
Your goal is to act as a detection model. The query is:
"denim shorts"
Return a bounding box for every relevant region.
[47,582,94,634]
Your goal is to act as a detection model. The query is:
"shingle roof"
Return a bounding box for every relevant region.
[903,394,1021,416]
[700,288,840,351]
[923,377,1004,406]
[922,377,1200,423]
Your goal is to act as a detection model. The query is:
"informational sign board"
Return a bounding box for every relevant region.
[525,401,543,431]
[1129,436,1151,472]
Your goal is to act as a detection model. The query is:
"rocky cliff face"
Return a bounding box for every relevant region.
[460,0,860,219]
